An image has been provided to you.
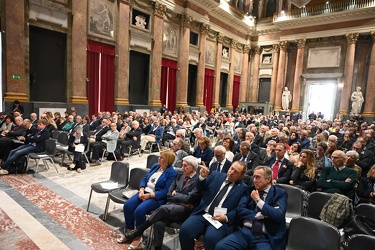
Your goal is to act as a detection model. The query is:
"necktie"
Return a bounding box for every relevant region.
[251,191,266,239]
[208,181,231,215]
[183,176,189,186]
[216,162,221,172]
[272,160,280,180]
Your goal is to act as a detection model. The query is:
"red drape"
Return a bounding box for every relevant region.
[232,75,241,110]
[161,58,178,112]
[87,40,115,116]
[204,69,215,112]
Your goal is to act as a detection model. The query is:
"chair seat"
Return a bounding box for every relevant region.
[108,188,130,204]
[28,152,49,159]
[91,182,126,194]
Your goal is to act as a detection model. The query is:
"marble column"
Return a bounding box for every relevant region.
[274,41,289,111]
[258,0,265,19]
[196,24,209,108]
[291,39,306,112]
[213,33,224,108]
[71,0,88,104]
[339,33,359,115]
[149,1,166,106]
[115,0,130,106]
[240,44,250,103]
[227,40,237,109]
[251,46,262,102]
[3,0,28,102]
[176,14,193,108]
[269,44,279,105]
[363,32,375,117]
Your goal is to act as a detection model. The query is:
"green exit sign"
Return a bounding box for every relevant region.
[12,74,21,79]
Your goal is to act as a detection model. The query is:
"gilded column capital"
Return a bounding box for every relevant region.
[153,1,167,18]
[279,41,289,51]
[243,44,251,53]
[217,33,225,44]
[370,31,375,41]
[253,46,263,55]
[230,40,238,48]
[296,39,306,48]
[200,23,210,35]
[346,33,359,44]
[272,44,280,53]
[180,14,194,28]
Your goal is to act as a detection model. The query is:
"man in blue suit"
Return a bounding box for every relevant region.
[216,166,288,250]
[179,161,249,250]
[209,145,232,173]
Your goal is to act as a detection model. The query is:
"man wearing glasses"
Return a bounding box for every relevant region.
[317,150,357,199]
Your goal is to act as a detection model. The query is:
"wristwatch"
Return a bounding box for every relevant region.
[255,199,261,204]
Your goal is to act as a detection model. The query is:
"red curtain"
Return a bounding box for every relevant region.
[161,58,178,112]
[232,75,241,110]
[87,40,115,116]
[204,69,215,112]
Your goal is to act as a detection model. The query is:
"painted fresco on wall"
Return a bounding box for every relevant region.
[234,50,242,73]
[88,0,116,40]
[205,40,216,66]
[163,22,179,57]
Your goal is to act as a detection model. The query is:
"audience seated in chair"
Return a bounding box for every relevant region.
[87,119,110,165]
[67,127,88,173]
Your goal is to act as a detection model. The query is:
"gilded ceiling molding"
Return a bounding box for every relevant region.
[296,39,306,48]
[346,33,359,44]
[279,41,289,51]
[152,1,167,18]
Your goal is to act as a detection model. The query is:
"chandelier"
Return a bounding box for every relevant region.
[289,0,312,8]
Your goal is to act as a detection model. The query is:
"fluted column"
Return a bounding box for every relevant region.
[114,0,130,106]
[269,44,279,104]
[274,41,289,110]
[176,14,193,108]
[291,39,306,112]
[149,1,166,106]
[251,46,262,102]
[196,24,209,108]
[227,40,237,109]
[3,0,28,102]
[339,33,359,115]
[213,33,224,108]
[363,32,375,117]
[240,44,250,102]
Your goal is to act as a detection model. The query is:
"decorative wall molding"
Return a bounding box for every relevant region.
[29,0,70,28]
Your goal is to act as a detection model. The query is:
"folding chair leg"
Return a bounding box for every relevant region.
[103,195,111,221]
[87,189,93,212]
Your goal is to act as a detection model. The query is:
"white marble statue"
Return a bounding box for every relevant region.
[351,86,364,114]
[282,87,292,110]
[135,15,147,29]
[222,48,228,58]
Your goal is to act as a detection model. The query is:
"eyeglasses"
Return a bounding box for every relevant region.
[353,147,361,150]
[331,156,343,160]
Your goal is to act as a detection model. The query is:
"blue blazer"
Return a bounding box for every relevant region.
[148,125,164,143]
[209,160,232,173]
[237,185,288,250]
[139,163,177,202]
[192,171,248,226]
[193,146,214,166]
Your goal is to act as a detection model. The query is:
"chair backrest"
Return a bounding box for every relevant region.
[128,168,149,189]
[45,139,57,156]
[355,203,375,222]
[307,191,333,219]
[51,130,61,140]
[109,162,129,187]
[287,217,340,250]
[347,234,375,250]
[274,183,304,218]
[58,132,69,145]
[146,155,159,169]
[259,147,267,162]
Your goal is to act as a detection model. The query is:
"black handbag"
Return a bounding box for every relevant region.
[344,214,375,237]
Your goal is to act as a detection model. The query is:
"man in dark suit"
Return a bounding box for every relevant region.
[179,161,249,250]
[118,120,142,156]
[233,141,260,185]
[263,143,293,184]
[209,145,232,173]
[250,127,263,147]
[0,119,50,174]
[124,156,200,250]
[0,116,26,160]
[245,131,259,154]
[216,166,288,250]
[172,138,188,168]
[352,141,375,176]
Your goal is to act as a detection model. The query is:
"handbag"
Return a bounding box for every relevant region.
[344,214,375,237]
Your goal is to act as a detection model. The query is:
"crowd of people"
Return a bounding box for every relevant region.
[0,101,375,249]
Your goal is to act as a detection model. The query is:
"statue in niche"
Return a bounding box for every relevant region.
[135,15,147,29]
[263,55,271,64]
[282,87,292,110]
[351,86,364,114]
[222,48,228,58]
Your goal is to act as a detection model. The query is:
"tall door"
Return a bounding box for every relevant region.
[258,78,271,103]
[219,72,228,108]
[129,51,149,105]
[187,64,197,107]
[160,58,177,112]
[232,75,241,110]
[87,40,115,116]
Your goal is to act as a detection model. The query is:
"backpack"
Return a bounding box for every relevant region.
[8,155,28,174]
[320,193,354,228]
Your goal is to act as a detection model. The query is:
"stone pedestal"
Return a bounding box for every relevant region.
[291,39,306,112]
[251,46,262,102]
